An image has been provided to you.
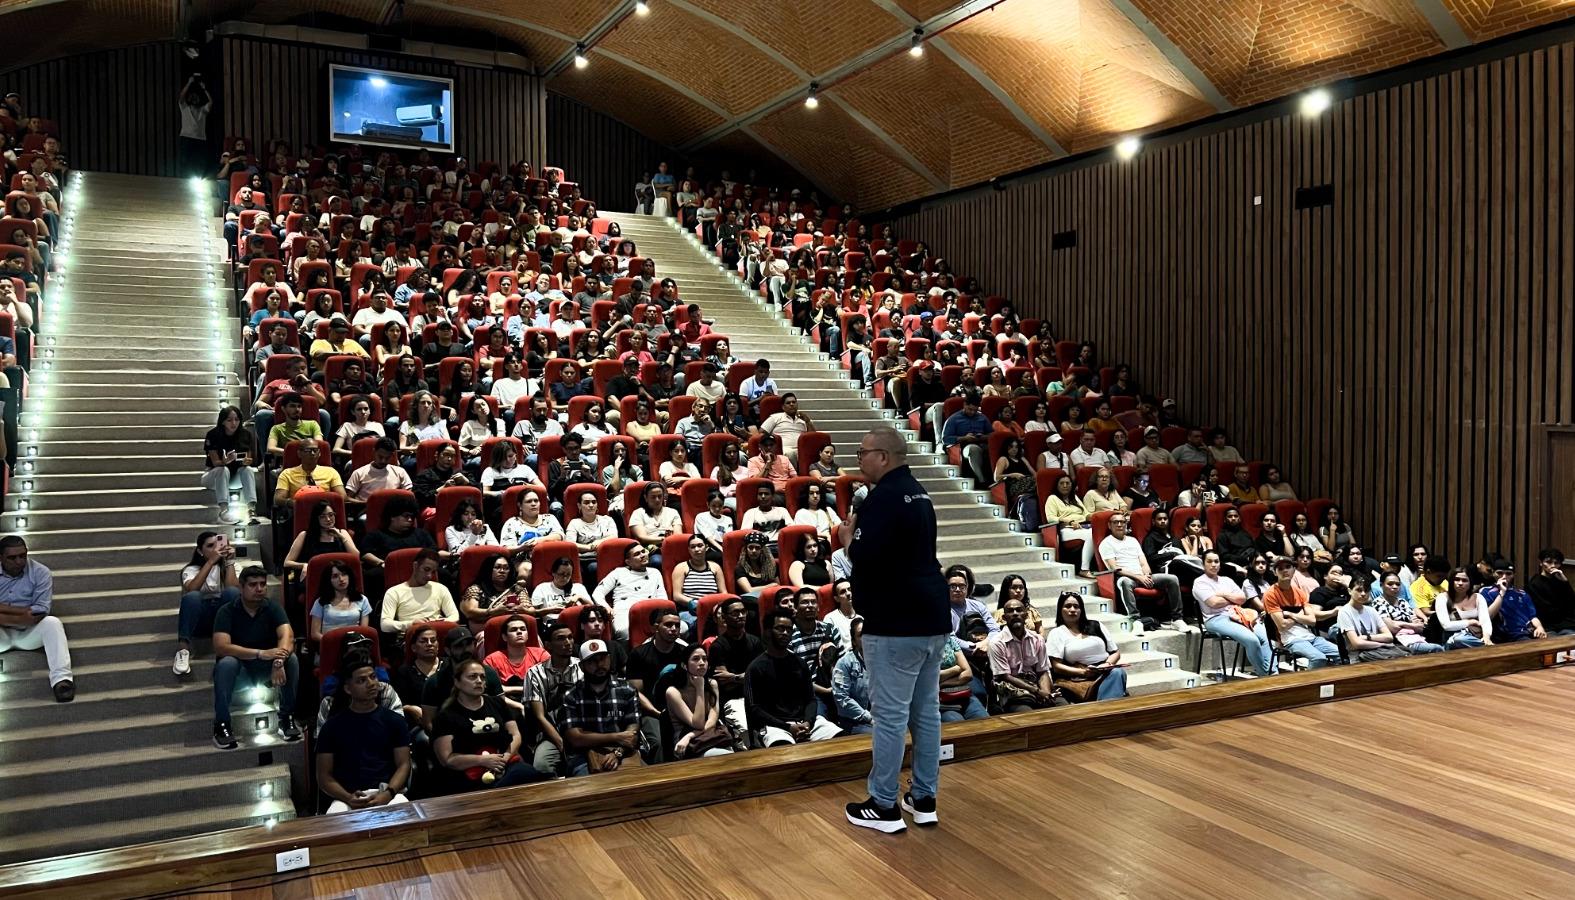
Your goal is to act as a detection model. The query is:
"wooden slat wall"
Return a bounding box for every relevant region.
[545,93,674,212]
[894,42,1575,572]
[220,36,545,169]
[0,43,183,176]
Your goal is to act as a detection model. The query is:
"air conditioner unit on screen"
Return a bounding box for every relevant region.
[396,104,442,126]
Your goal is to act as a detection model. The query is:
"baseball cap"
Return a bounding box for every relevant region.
[745,531,768,546]
[580,639,610,661]
[912,360,933,371]
[1143,426,1160,437]
[446,626,474,648]
[1047,432,1063,445]
[1272,556,1295,570]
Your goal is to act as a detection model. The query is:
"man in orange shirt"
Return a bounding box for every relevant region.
[1264,557,1340,669]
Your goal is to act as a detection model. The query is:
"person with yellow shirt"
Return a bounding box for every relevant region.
[272,440,345,508]
[1408,554,1450,614]
[309,317,370,370]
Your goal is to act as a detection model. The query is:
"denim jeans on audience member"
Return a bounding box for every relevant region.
[201,466,258,507]
[1403,640,1446,653]
[1093,665,1129,700]
[179,587,241,643]
[862,632,948,809]
[1446,631,1485,649]
[213,653,299,725]
[1283,636,1340,668]
[1203,615,1274,675]
[941,694,989,722]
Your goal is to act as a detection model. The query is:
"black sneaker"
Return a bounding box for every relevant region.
[845,797,905,833]
[213,721,238,750]
[901,792,938,826]
[278,717,302,743]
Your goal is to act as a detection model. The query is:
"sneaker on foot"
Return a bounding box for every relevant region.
[901,792,937,826]
[845,797,905,833]
[52,680,75,703]
[278,717,302,742]
[217,506,240,525]
[173,648,192,676]
[214,721,238,750]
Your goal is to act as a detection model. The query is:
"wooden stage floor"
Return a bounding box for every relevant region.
[182,668,1575,900]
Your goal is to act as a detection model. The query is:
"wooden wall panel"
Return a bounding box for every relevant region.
[0,43,183,176]
[544,92,674,213]
[219,36,544,169]
[894,41,1575,572]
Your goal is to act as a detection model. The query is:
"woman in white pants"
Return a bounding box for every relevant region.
[1044,474,1095,576]
[202,407,258,525]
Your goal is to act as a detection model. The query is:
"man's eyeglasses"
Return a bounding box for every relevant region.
[855,447,887,458]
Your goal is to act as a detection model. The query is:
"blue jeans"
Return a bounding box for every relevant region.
[1093,666,1128,700]
[213,653,299,726]
[861,632,948,808]
[941,695,989,722]
[179,587,240,644]
[1446,631,1485,649]
[1404,640,1445,653]
[1203,615,1273,675]
[1283,636,1340,668]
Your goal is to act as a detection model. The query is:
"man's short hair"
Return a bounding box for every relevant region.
[562,432,583,448]
[650,606,680,626]
[1539,548,1567,565]
[721,596,748,615]
[755,358,770,369]
[1423,554,1450,574]
[765,608,795,631]
[239,564,269,584]
[0,535,25,553]
[374,436,398,453]
[960,389,981,406]
[383,496,419,523]
[413,548,441,567]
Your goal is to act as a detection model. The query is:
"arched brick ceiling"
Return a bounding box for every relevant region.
[4,0,1574,209]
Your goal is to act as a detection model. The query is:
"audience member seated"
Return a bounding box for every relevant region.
[671,534,723,621]
[744,433,795,494]
[1099,512,1183,627]
[431,658,546,793]
[211,565,298,749]
[592,542,667,638]
[483,614,548,707]
[391,623,442,737]
[174,530,240,676]
[1171,429,1211,467]
[1480,559,1545,643]
[1264,557,1340,668]
[380,550,458,637]
[413,444,472,511]
[562,638,644,775]
[1044,592,1128,702]
[1257,466,1298,503]
[988,595,1062,712]
[1528,549,1575,635]
[273,439,344,509]
[0,536,73,702]
[1336,577,1411,662]
[203,406,259,525]
[941,390,991,487]
[284,499,359,579]
[1192,550,1274,676]
[657,643,734,760]
[521,620,583,776]
[316,653,412,813]
[760,393,815,464]
[832,618,873,735]
[308,560,372,644]
[746,609,842,746]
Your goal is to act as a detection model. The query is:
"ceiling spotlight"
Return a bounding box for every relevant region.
[1115,136,1141,161]
[910,27,925,57]
[634,0,649,14]
[805,83,819,109]
[573,45,589,68]
[1299,88,1332,117]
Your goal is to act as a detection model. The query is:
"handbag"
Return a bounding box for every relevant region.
[680,722,735,757]
[939,685,973,706]
[1056,672,1106,703]
[588,746,647,772]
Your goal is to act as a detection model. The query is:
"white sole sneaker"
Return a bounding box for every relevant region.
[173,649,192,676]
[846,804,906,833]
[901,795,938,826]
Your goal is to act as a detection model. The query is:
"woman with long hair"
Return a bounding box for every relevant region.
[788,537,832,588]
[1045,474,1095,577]
[1044,592,1127,701]
[1319,504,1354,557]
[1437,568,1493,649]
[660,644,733,759]
[458,396,504,472]
[793,480,843,541]
[711,440,743,509]
[374,321,412,369]
[309,560,372,643]
[202,405,259,525]
[333,394,385,468]
[174,530,240,675]
[992,574,1044,634]
[529,555,592,614]
[459,552,529,631]
[398,390,448,456]
[1288,511,1334,564]
[283,498,360,576]
[431,659,543,794]
[445,499,499,554]
[992,436,1037,526]
[671,534,724,617]
[734,532,778,597]
[628,482,681,565]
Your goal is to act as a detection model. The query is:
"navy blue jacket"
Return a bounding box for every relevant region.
[849,465,950,637]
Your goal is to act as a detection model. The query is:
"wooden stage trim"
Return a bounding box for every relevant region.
[8,638,1574,899]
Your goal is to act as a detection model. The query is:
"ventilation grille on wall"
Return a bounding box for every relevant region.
[1051,229,1077,251]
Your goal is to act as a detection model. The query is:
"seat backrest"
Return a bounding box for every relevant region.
[627,599,678,648]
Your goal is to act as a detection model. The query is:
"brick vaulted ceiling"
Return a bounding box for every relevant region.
[4,0,1575,209]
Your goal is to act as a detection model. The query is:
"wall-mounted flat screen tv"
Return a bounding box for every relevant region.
[328,64,454,152]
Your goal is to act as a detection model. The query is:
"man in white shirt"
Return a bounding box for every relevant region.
[511,396,564,466]
[379,551,458,635]
[1070,429,1114,474]
[345,438,414,519]
[1097,512,1182,627]
[760,392,816,463]
[351,289,404,346]
[741,359,777,413]
[490,354,537,411]
[591,543,668,639]
[686,362,726,404]
[740,483,793,540]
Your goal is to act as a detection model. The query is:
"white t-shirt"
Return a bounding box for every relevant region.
[1043,625,1115,665]
[530,580,592,609]
[1099,535,1146,575]
[501,514,563,546]
[628,506,681,541]
[180,561,231,598]
[491,376,538,408]
[692,510,733,544]
[1336,603,1385,640]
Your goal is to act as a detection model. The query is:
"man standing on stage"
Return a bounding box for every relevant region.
[844,425,951,833]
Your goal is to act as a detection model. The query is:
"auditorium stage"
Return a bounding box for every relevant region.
[171,667,1575,899]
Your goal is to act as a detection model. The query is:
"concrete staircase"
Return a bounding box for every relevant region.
[0,173,297,866]
[604,212,1201,696]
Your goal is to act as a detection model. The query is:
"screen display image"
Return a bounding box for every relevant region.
[328,64,454,151]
